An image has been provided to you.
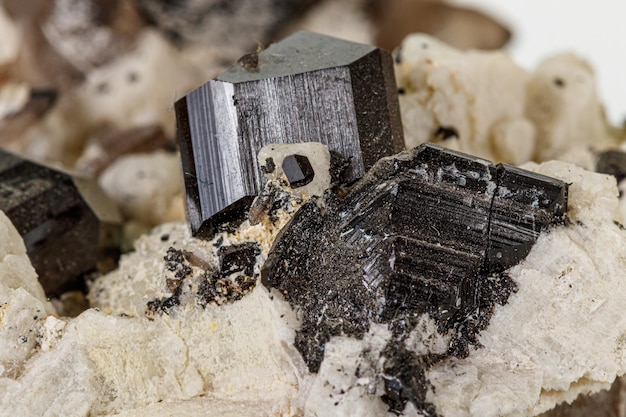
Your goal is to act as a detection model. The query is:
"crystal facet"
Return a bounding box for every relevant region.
[175,30,404,238]
[261,143,567,413]
[282,154,314,188]
[0,150,122,296]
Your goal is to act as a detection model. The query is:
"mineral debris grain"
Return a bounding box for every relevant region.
[175,30,404,238]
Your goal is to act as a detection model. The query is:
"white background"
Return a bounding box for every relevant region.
[453,0,626,125]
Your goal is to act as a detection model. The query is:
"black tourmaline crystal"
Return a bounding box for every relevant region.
[262,143,567,414]
[0,150,121,296]
[175,30,404,238]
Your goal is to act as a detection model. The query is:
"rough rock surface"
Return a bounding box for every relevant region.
[395,34,613,168]
[395,33,533,164]
[0,211,56,379]
[1,219,307,416]
[2,159,626,416]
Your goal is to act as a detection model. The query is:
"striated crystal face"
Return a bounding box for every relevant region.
[262,143,568,413]
[175,30,404,239]
[0,149,121,296]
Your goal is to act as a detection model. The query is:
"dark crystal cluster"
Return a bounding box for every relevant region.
[172,29,570,415]
[262,143,568,413]
[0,150,121,296]
[147,242,261,315]
[175,30,404,238]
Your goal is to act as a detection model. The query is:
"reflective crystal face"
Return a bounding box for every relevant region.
[282,154,314,188]
[175,30,404,239]
[0,150,121,296]
[262,143,568,413]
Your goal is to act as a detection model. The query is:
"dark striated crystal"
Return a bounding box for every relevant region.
[282,154,314,188]
[175,30,404,238]
[487,164,567,272]
[0,149,122,296]
[261,143,567,413]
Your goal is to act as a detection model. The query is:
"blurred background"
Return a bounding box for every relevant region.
[454,0,626,125]
[1,0,623,210]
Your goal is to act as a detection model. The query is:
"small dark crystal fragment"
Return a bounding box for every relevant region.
[282,154,314,188]
[262,143,567,413]
[0,150,121,296]
[175,30,404,238]
[237,52,259,71]
[434,125,459,141]
[596,149,626,184]
[218,242,260,278]
[164,247,192,279]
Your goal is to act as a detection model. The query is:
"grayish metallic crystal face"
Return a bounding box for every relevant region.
[175,30,404,239]
[0,150,121,296]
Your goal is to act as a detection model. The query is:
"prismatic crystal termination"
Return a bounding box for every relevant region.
[175,30,404,238]
[0,149,121,296]
[262,143,568,414]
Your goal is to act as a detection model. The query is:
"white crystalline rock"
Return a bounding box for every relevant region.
[1,220,308,416]
[0,211,56,378]
[396,34,614,169]
[306,318,451,417]
[88,223,192,317]
[305,324,396,417]
[525,53,612,165]
[395,34,534,164]
[0,300,304,417]
[426,162,626,417]
[98,151,185,227]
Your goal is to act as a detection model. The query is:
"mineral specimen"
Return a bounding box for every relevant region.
[176,30,404,238]
[257,142,333,198]
[0,159,622,416]
[0,149,121,296]
[262,143,567,413]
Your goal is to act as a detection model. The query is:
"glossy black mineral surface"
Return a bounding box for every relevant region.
[262,143,568,414]
[175,30,404,238]
[282,154,315,188]
[0,149,121,296]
